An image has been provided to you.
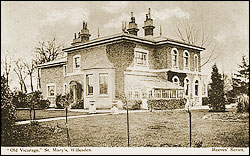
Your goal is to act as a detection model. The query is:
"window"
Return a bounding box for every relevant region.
[172,89,177,98]
[73,55,81,71]
[194,54,198,71]
[134,90,140,99]
[135,51,147,66]
[195,80,199,96]
[99,73,108,95]
[172,76,180,86]
[162,89,168,98]
[184,78,190,96]
[47,84,56,97]
[172,48,179,68]
[148,90,153,99]
[154,89,161,98]
[183,50,189,69]
[86,74,93,95]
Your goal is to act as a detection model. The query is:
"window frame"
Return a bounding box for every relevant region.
[172,76,180,86]
[183,50,190,70]
[86,74,94,96]
[73,55,81,72]
[171,48,179,69]
[47,83,56,97]
[184,77,190,96]
[99,73,108,95]
[134,48,149,67]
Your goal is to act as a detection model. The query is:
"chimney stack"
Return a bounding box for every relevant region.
[143,8,155,36]
[72,21,91,45]
[127,12,139,36]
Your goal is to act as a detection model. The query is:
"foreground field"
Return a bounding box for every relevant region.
[4,109,249,147]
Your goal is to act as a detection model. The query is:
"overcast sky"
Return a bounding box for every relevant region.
[1,1,249,89]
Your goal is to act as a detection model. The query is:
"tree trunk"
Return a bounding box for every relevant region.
[30,74,33,92]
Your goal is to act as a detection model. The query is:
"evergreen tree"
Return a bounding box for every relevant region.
[232,55,249,95]
[1,75,17,144]
[208,64,225,111]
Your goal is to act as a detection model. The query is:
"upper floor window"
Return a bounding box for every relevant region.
[47,83,56,97]
[194,54,198,72]
[172,76,180,86]
[183,50,190,69]
[134,48,148,67]
[99,73,108,95]
[73,55,81,71]
[86,74,93,95]
[172,48,179,68]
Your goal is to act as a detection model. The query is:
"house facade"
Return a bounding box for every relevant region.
[38,9,208,109]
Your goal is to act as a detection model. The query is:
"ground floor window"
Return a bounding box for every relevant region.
[126,88,184,100]
[99,73,108,95]
[47,84,56,97]
[86,74,93,95]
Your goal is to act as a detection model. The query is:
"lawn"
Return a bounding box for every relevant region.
[16,109,97,121]
[4,108,249,147]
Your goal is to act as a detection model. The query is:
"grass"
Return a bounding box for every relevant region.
[16,109,103,121]
[4,108,249,147]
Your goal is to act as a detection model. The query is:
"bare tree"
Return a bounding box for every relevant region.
[1,52,12,86]
[13,59,28,93]
[24,60,36,92]
[174,18,219,67]
[34,38,64,89]
[34,38,64,64]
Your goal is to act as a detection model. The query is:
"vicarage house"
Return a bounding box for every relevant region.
[38,8,208,109]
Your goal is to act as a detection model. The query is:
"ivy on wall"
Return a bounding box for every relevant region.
[106,41,136,100]
[167,70,187,87]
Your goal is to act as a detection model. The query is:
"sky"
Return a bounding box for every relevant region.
[1,1,249,90]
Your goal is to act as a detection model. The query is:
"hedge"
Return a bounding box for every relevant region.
[147,99,185,110]
[123,100,142,110]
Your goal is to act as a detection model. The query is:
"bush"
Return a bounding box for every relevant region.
[124,100,142,110]
[55,94,65,109]
[202,97,209,105]
[1,76,17,145]
[237,94,249,113]
[38,100,51,109]
[147,99,185,110]
[71,99,84,109]
[12,91,28,108]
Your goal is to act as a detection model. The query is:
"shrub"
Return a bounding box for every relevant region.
[1,76,17,145]
[55,93,73,109]
[38,100,51,109]
[147,99,185,110]
[71,99,84,109]
[55,94,64,109]
[12,91,28,108]
[237,94,249,113]
[124,100,142,110]
[202,97,209,105]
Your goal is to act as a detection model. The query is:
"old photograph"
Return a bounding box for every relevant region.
[1,1,249,155]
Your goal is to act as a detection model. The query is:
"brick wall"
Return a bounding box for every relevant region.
[40,65,64,104]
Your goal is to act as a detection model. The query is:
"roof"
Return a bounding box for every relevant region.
[63,32,205,52]
[38,57,67,68]
[126,75,184,90]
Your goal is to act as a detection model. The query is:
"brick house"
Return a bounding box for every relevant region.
[38,8,208,109]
